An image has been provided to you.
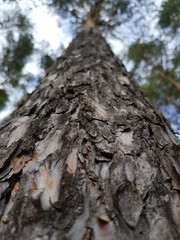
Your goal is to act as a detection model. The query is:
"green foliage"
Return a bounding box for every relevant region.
[0,89,8,110]
[128,40,164,67]
[41,54,55,70]
[159,0,180,33]
[141,75,160,101]
[126,0,179,130]
[16,14,32,32]
[1,33,34,86]
[106,0,129,14]
[128,39,179,105]
[172,51,180,67]
[51,0,72,7]
[0,3,35,89]
[0,7,32,32]
[141,70,179,106]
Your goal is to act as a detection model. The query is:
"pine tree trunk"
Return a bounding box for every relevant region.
[0,29,180,240]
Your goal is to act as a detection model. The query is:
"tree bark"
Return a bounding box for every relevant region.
[0,29,180,240]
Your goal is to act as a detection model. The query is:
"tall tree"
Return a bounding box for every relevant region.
[0,0,179,132]
[0,1,180,239]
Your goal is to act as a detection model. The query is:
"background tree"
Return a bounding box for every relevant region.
[127,0,180,132]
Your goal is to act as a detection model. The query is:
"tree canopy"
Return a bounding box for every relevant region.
[0,0,179,133]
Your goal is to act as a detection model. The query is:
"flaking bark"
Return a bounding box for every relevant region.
[0,29,180,240]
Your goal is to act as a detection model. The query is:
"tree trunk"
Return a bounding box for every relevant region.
[0,29,180,240]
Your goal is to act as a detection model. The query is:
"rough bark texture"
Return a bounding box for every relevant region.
[0,29,180,240]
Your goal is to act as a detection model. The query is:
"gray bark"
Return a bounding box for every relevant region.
[0,29,180,240]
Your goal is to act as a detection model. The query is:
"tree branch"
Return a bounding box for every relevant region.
[156,67,180,91]
[83,0,104,30]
